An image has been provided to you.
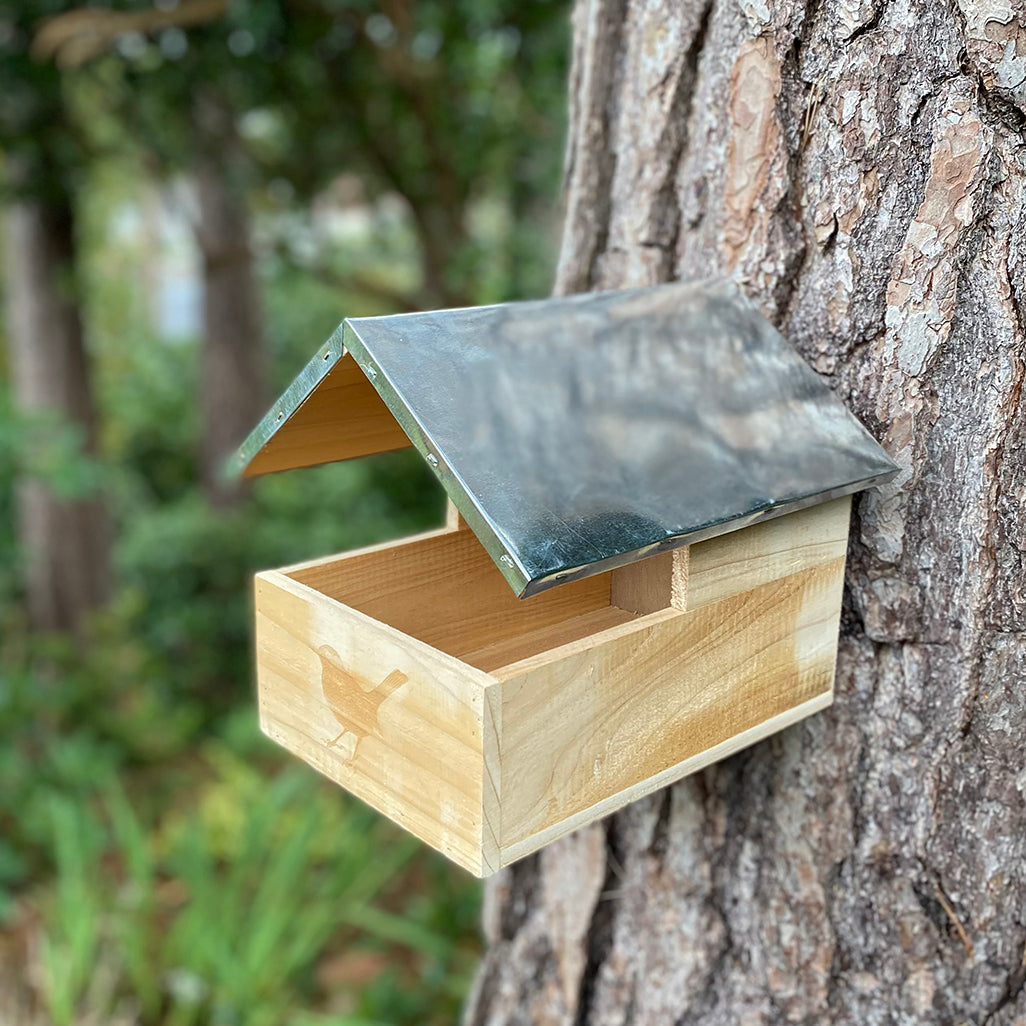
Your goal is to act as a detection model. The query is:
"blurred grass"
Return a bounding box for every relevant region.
[0,575,480,1026]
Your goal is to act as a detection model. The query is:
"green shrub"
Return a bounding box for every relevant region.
[19,717,479,1026]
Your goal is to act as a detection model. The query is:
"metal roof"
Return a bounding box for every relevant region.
[236,278,898,597]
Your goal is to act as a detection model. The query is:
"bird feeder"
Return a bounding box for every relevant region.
[235,278,896,877]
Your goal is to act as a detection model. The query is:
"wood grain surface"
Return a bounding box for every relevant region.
[255,502,850,877]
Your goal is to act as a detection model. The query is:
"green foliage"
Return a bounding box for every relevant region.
[0,600,478,1023]
[0,0,571,1020]
[37,795,107,1026]
[0,400,109,501]
[0,2,89,198]
[0,212,463,1021]
[110,452,442,708]
[65,0,570,305]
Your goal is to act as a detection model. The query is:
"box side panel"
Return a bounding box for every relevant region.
[446,501,472,531]
[255,571,490,875]
[497,556,846,861]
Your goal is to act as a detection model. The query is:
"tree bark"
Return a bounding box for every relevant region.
[3,195,110,632]
[192,158,268,509]
[465,1,1026,1023]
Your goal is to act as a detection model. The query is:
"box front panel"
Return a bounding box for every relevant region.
[254,571,491,875]
[497,557,847,859]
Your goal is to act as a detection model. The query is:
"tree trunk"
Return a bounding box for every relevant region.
[3,195,110,632]
[465,1,1026,1023]
[192,159,267,509]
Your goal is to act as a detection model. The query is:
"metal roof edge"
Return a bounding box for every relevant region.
[520,469,897,597]
[341,319,532,596]
[230,324,346,479]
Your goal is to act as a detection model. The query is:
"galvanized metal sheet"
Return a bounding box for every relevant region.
[239,278,898,597]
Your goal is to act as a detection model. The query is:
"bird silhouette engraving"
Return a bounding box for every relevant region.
[317,645,408,761]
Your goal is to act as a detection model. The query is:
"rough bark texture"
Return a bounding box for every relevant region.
[3,195,110,632]
[465,1,1026,1023]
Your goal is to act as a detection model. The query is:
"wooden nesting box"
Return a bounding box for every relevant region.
[236,279,896,877]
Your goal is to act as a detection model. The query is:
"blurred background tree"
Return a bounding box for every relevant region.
[0,1,570,1022]
[36,0,570,504]
[0,0,111,632]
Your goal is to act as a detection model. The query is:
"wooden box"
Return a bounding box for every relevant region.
[238,281,894,875]
[255,498,849,877]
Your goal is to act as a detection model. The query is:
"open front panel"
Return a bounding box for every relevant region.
[491,496,852,855]
[496,557,845,856]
